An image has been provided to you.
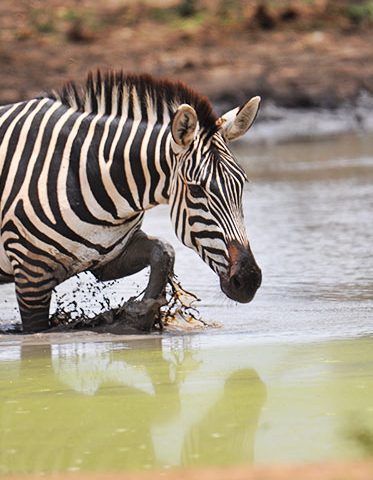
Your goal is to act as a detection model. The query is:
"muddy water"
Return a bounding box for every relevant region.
[0,132,373,474]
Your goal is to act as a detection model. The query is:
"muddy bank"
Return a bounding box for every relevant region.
[3,463,373,480]
[0,1,373,114]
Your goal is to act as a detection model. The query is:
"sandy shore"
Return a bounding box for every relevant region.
[3,463,373,480]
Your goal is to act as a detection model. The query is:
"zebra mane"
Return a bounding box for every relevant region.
[47,70,218,137]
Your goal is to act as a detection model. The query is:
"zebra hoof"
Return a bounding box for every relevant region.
[21,319,50,334]
[47,297,167,334]
[115,297,166,332]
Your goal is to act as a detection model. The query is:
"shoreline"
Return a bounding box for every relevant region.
[243,98,373,144]
[2,462,373,480]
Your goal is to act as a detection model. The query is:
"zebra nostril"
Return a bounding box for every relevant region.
[231,274,242,292]
[221,267,261,304]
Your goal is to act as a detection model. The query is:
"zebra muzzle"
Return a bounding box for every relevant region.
[220,241,262,303]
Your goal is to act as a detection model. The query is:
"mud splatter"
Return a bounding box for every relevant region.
[0,274,212,335]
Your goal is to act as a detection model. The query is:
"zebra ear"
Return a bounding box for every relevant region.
[216,96,260,142]
[171,104,198,149]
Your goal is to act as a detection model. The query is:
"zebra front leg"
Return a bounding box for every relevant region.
[93,229,175,331]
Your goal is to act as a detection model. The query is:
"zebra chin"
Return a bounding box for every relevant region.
[219,241,262,303]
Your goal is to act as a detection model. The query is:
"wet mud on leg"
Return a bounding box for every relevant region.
[89,229,175,333]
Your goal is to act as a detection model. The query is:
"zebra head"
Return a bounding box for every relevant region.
[169,96,262,303]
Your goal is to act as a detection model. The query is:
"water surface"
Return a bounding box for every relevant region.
[0,132,372,473]
[1,336,373,474]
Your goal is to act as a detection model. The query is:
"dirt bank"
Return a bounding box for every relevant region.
[0,1,372,111]
[4,462,373,480]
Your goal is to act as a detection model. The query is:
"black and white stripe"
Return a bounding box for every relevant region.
[169,131,248,275]
[0,71,255,329]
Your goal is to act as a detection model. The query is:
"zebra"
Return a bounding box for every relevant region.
[0,71,262,333]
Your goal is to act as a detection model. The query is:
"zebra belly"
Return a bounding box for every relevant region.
[61,235,134,275]
[0,238,13,275]
[1,201,143,282]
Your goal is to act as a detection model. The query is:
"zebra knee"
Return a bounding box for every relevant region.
[150,239,175,272]
[142,239,175,300]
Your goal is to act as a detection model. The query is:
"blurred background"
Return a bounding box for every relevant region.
[0,0,373,116]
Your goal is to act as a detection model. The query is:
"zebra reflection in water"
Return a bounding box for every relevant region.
[1,339,266,469]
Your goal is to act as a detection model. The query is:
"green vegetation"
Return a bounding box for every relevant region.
[177,0,199,17]
[19,5,102,42]
[58,8,81,23]
[13,0,373,44]
[145,0,373,32]
[346,1,373,25]
[148,3,207,32]
[28,8,56,34]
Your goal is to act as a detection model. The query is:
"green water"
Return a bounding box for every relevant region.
[1,336,373,474]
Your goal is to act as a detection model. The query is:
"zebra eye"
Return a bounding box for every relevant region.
[188,183,205,198]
